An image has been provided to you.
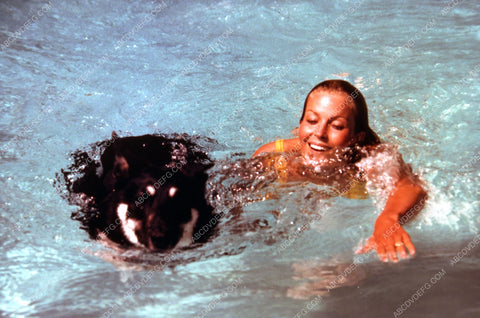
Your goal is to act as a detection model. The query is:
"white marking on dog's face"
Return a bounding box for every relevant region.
[146,185,156,196]
[174,208,199,249]
[116,203,141,246]
[168,186,178,198]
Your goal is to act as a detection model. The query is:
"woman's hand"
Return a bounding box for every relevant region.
[356,214,415,262]
[356,172,426,263]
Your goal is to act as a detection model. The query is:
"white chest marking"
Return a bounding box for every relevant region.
[174,208,199,249]
[116,203,141,246]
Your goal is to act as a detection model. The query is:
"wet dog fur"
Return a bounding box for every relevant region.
[60,133,216,251]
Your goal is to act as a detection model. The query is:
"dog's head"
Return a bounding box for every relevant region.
[104,172,209,251]
[61,133,216,252]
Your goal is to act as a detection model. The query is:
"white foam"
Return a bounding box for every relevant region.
[355,144,406,211]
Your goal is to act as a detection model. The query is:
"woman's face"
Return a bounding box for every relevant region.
[298,90,357,162]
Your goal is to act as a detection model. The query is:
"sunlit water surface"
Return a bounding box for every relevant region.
[1,0,479,317]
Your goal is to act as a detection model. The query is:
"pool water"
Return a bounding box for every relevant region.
[1,0,479,317]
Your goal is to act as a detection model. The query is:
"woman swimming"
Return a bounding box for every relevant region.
[253,79,427,263]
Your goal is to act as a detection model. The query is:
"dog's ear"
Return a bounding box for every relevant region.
[113,154,129,178]
[101,143,130,190]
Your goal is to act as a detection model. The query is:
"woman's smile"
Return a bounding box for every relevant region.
[308,142,330,152]
[298,90,357,162]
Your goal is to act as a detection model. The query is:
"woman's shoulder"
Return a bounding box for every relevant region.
[252,141,277,157]
[283,138,302,152]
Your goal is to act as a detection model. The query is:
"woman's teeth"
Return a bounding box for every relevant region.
[309,144,328,151]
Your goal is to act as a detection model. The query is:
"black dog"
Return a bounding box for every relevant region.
[59,133,216,251]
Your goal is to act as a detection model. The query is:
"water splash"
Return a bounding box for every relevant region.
[203,149,367,253]
[355,143,414,210]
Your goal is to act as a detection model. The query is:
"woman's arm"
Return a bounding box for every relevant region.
[357,175,427,262]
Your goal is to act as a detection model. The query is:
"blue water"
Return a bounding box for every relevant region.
[1,0,479,317]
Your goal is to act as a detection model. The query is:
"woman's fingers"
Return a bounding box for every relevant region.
[385,240,399,263]
[394,241,408,260]
[376,242,388,262]
[385,231,415,262]
[356,230,416,263]
[402,232,416,256]
[355,236,375,254]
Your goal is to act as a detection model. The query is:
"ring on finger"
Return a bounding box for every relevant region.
[394,242,404,247]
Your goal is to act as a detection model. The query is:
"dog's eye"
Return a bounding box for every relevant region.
[168,186,178,197]
[145,185,156,196]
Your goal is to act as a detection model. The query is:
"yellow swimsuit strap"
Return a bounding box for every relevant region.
[275,139,284,152]
[273,140,287,181]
